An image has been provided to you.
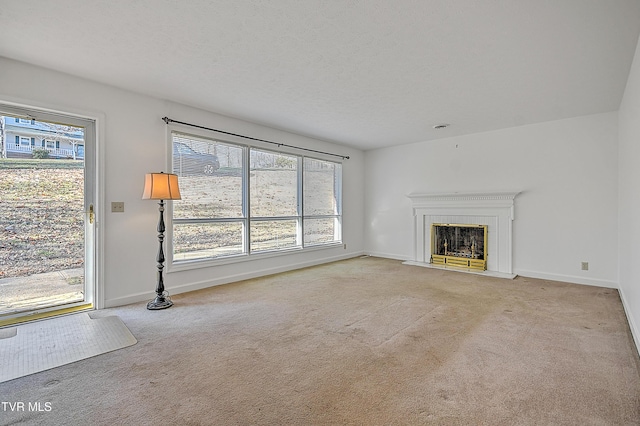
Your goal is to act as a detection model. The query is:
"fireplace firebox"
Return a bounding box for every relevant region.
[431,223,487,271]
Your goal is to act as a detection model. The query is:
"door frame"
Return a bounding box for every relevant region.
[0,100,103,323]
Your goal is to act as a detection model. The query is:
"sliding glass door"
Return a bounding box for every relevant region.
[0,104,95,323]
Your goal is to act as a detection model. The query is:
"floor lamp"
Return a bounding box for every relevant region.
[142,172,181,310]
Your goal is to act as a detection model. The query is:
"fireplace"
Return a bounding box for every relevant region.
[431,223,487,270]
[404,192,519,278]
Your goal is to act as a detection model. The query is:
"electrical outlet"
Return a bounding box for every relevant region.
[111,201,125,213]
[581,262,589,271]
[344,243,347,250]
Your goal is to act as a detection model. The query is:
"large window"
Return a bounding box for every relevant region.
[303,157,342,245]
[171,132,342,264]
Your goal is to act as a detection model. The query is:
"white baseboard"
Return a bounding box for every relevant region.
[618,286,640,357]
[104,290,156,309]
[515,269,618,289]
[104,251,364,308]
[365,251,410,261]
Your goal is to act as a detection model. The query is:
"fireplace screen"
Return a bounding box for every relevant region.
[431,223,487,271]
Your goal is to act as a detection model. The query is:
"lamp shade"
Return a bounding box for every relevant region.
[142,172,182,200]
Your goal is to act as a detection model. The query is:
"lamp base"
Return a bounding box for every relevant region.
[146,296,173,310]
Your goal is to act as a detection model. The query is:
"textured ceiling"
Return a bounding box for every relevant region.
[1,0,639,150]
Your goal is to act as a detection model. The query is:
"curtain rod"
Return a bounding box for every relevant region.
[162,117,350,160]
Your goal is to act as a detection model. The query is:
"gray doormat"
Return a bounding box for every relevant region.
[0,312,137,383]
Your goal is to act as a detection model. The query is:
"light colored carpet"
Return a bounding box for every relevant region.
[0,257,638,425]
[0,312,137,384]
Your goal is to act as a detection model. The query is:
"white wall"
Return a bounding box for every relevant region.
[365,113,619,288]
[618,35,640,347]
[0,57,365,308]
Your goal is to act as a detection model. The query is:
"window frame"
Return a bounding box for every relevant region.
[302,156,343,247]
[166,126,343,272]
[249,147,302,253]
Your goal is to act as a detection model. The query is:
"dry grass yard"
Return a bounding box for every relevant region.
[0,159,339,276]
[173,166,339,259]
[0,159,84,278]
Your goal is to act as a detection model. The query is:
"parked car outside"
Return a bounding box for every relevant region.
[173,141,220,176]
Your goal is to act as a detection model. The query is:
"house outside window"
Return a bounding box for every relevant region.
[1,115,85,160]
[171,131,342,266]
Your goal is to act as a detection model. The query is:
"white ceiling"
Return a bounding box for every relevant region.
[1,1,639,151]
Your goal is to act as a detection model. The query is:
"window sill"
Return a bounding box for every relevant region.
[167,242,343,273]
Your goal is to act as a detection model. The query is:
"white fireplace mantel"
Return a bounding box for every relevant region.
[404,192,520,278]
